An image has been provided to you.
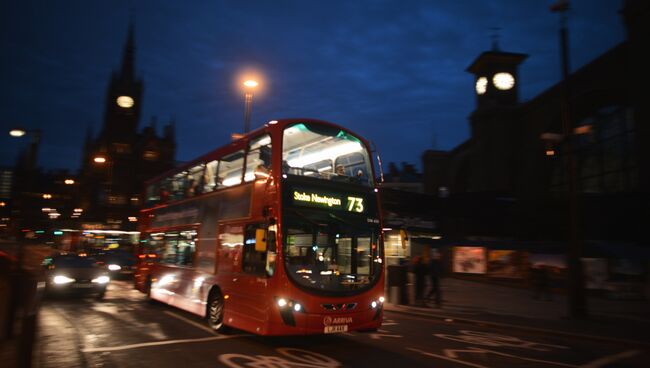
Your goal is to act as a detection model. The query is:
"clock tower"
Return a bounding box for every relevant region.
[78,21,175,231]
[465,45,528,193]
[102,22,143,142]
[467,48,527,110]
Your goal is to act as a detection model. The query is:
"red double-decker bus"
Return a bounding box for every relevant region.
[135,118,385,335]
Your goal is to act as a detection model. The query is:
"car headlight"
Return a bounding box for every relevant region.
[107,264,121,271]
[53,275,75,284]
[92,276,110,284]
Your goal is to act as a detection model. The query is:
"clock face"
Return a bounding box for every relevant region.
[493,72,515,90]
[475,77,487,95]
[116,95,135,108]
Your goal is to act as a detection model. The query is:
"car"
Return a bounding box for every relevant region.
[93,249,137,279]
[43,253,110,299]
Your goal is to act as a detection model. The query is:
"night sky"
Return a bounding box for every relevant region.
[1,0,625,173]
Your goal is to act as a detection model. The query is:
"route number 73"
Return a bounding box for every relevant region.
[347,197,364,213]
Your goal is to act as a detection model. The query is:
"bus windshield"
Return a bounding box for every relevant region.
[283,209,382,295]
[282,122,374,187]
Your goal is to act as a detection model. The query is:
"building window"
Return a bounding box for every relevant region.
[143,150,159,161]
[550,106,636,193]
[113,143,131,154]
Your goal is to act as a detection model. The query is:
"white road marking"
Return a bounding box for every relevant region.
[370,331,403,340]
[409,346,579,368]
[164,311,217,335]
[81,334,242,353]
[407,348,489,368]
[219,348,341,368]
[455,347,578,367]
[434,330,568,351]
[580,350,641,368]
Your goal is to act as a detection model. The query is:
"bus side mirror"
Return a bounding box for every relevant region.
[267,230,276,252]
[255,228,267,252]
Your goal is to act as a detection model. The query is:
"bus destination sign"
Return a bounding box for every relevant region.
[292,190,365,213]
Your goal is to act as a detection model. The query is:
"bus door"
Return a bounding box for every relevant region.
[237,223,272,327]
[217,222,270,330]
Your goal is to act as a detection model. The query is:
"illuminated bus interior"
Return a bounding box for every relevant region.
[283,209,382,294]
[282,123,374,186]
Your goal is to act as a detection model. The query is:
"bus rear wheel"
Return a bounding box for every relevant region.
[207,292,227,332]
[145,277,157,304]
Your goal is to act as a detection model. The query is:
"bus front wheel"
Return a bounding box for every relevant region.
[207,292,228,333]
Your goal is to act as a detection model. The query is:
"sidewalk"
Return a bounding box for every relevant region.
[385,277,650,347]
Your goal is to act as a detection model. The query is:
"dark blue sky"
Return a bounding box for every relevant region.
[1,0,625,172]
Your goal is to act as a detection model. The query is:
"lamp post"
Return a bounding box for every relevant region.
[551,0,587,319]
[93,155,114,207]
[243,79,258,134]
[9,127,41,172]
[9,127,41,269]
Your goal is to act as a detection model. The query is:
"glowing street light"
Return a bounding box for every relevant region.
[9,128,26,137]
[243,79,258,134]
[94,156,107,164]
[64,179,75,185]
[8,127,41,171]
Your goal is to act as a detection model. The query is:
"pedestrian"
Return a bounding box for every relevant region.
[426,249,442,307]
[412,248,430,306]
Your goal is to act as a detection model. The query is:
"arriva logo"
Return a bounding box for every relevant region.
[332,317,353,324]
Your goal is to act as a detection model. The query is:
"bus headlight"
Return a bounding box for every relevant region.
[53,275,75,284]
[107,264,121,271]
[370,296,385,309]
[92,276,110,284]
[276,297,305,313]
[277,298,288,307]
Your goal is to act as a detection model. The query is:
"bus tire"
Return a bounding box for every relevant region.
[145,277,157,304]
[207,291,228,333]
[96,289,106,301]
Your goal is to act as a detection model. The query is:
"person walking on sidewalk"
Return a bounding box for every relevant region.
[412,248,430,306]
[426,249,442,307]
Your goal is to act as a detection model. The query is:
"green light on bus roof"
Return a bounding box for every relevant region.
[53,231,63,236]
[35,230,45,234]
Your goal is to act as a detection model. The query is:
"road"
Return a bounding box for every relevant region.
[36,280,648,368]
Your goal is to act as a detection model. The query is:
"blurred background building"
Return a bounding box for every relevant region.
[419,0,649,296]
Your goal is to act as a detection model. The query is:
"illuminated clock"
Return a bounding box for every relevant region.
[475,77,487,95]
[116,95,135,108]
[492,72,515,90]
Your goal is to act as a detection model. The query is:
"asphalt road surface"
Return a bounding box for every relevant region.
[36,280,649,368]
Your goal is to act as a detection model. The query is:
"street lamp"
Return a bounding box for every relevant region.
[8,127,41,171]
[550,0,587,319]
[93,155,113,204]
[243,79,258,134]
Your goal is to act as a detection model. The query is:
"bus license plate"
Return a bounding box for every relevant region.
[72,283,94,288]
[324,325,348,334]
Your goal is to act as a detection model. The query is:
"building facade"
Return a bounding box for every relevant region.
[423,1,648,244]
[77,24,175,231]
